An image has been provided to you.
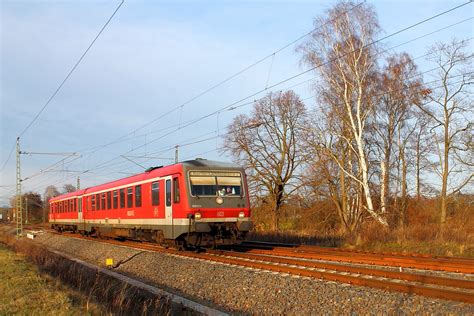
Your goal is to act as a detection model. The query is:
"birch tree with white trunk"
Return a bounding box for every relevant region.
[299,0,388,226]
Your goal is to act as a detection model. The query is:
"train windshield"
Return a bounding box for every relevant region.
[189,171,242,197]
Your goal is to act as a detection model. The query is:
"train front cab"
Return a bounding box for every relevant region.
[176,161,253,247]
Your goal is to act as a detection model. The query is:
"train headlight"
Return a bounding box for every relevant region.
[239,211,245,218]
[195,212,202,220]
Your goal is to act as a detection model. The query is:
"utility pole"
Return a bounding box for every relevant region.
[25,197,28,225]
[175,145,179,163]
[77,176,80,190]
[15,137,23,238]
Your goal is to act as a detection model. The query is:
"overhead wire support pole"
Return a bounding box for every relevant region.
[15,137,23,238]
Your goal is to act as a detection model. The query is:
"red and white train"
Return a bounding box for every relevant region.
[49,159,252,248]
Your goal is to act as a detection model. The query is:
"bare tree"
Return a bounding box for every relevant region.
[44,185,59,201]
[411,111,432,199]
[374,53,424,225]
[299,1,388,226]
[222,90,308,230]
[44,185,60,222]
[63,184,76,193]
[416,39,473,226]
[304,115,363,234]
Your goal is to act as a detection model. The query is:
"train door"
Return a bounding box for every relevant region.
[78,198,82,221]
[164,177,173,231]
[78,197,84,231]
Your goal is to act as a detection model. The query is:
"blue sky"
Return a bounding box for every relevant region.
[1,0,473,206]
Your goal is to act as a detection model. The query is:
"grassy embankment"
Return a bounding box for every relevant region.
[0,226,179,315]
[249,198,474,257]
[0,243,103,315]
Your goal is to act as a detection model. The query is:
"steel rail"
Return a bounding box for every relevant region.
[51,233,474,304]
[231,246,474,274]
[207,249,474,290]
[292,245,474,265]
[242,241,473,262]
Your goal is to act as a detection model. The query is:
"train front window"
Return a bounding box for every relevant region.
[189,171,242,197]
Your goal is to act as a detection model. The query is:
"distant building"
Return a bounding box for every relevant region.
[0,208,12,222]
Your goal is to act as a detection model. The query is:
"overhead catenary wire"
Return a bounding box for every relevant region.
[42,69,474,191]
[69,1,366,155]
[45,4,473,171]
[0,142,16,173]
[72,5,474,160]
[2,71,469,203]
[2,1,472,201]
[21,43,473,193]
[11,49,473,200]
[17,0,125,139]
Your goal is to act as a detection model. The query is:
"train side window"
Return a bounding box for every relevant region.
[65,200,69,213]
[135,185,142,207]
[166,179,171,207]
[91,195,96,211]
[127,187,133,208]
[151,181,159,206]
[173,178,180,203]
[113,190,118,209]
[107,192,112,210]
[95,194,100,210]
[101,193,106,210]
[120,189,125,208]
[71,200,75,212]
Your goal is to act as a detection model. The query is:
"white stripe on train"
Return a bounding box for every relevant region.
[51,217,251,225]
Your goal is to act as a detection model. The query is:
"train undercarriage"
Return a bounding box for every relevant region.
[51,220,252,250]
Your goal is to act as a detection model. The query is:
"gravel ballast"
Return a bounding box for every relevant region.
[32,232,473,314]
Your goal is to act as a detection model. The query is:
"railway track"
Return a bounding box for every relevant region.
[48,232,474,304]
[232,241,474,274]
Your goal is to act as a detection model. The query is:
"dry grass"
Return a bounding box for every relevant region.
[249,196,474,257]
[0,228,188,315]
[0,243,103,315]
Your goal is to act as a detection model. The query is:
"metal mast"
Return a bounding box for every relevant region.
[15,137,23,238]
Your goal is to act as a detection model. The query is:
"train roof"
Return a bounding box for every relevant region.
[180,159,242,169]
[49,159,242,202]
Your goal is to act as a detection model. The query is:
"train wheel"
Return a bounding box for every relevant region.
[175,238,187,251]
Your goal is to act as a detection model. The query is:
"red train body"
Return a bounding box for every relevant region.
[49,159,252,248]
